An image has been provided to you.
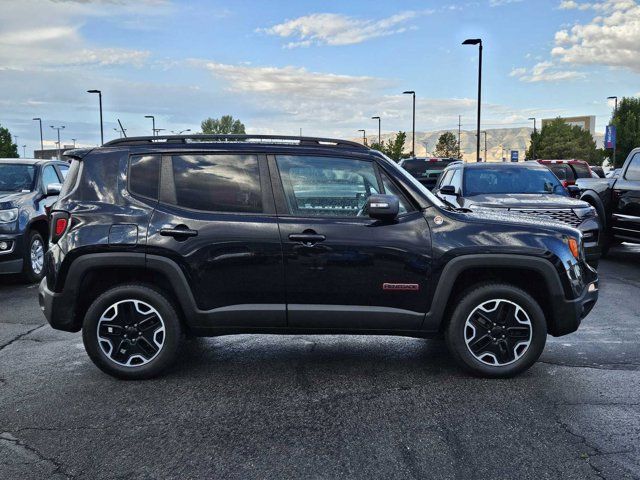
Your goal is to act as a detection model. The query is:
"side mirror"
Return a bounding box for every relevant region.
[567,185,580,198]
[367,194,399,221]
[45,183,62,196]
[439,185,458,196]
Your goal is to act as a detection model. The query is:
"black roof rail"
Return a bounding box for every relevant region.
[102,134,369,150]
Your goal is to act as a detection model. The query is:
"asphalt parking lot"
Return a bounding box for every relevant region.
[0,247,639,480]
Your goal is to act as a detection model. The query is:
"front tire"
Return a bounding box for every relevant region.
[445,283,547,378]
[22,231,45,283]
[82,284,182,379]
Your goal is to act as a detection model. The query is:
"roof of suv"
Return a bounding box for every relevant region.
[0,158,58,165]
[445,162,548,170]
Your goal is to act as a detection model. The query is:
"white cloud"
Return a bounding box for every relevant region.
[259,11,431,48]
[551,0,640,72]
[510,61,584,82]
[490,0,523,6]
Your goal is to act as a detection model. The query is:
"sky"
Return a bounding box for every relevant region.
[0,0,639,154]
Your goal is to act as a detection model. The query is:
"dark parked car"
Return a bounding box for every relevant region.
[399,157,458,189]
[0,159,69,282]
[576,147,640,254]
[433,162,601,266]
[39,135,598,380]
[590,166,606,178]
[536,159,593,187]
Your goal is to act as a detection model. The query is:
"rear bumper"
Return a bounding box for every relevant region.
[548,280,598,337]
[38,278,79,332]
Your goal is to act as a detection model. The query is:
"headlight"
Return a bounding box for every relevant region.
[574,206,596,218]
[0,208,18,223]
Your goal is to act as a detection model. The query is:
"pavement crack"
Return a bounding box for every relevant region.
[538,360,640,372]
[0,325,45,353]
[0,432,76,479]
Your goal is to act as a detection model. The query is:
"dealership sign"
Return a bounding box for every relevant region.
[605,125,617,149]
[511,150,519,162]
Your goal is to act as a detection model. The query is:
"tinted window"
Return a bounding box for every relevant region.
[439,170,454,188]
[402,159,451,177]
[277,156,380,217]
[625,152,640,181]
[546,163,575,182]
[171,154,261,213]
[571,162,591,178]
[0,164,36,192]
[129,155,160,200]
[380,171,413,215]
[42,165,61,187]
[463,166,566,196]
[58,164,69,179]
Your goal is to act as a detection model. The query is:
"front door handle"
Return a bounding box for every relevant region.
[160,227,198,238]
[289,233,326,246]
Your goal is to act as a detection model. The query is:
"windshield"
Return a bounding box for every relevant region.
[463,166,567,196]
[0,164,37,192]
[402,160,451,177]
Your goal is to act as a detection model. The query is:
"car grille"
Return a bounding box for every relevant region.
[508,208,582,228]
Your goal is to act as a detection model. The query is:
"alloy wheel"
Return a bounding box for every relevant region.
[30,238,44,275]
[464,299,532,366]
[97,299,166,367]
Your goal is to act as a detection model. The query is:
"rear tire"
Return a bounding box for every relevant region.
[445,283,547,378]
[22,231,45,283]
[82,284,182,380]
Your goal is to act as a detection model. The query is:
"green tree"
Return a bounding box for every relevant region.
[375,131,410,162]
[434,132,459,158]
[0,125,18,158]
[610,96,640,168]
[526,117,603,165]
[200,115,246,134]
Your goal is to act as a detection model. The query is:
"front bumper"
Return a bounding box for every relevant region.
[548,279,599,337]
[0,233,25,274]
[38,278,80,332]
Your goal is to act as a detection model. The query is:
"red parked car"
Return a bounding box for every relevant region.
[536,159,593,187]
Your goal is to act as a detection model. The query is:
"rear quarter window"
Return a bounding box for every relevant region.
[128,155,160,200]
[58,160,81,198]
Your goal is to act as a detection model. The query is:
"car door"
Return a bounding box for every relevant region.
[612,151,640,241]
[271,154,432,330]
[146,152,285,327]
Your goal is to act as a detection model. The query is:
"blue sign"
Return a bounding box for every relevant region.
[510,150,519,162]
[605,125,617,149]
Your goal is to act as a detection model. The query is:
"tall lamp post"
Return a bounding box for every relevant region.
[462,38,483,162]
[22,145,27,158]
[607,96,618,167]
[357,129,367,146]
[86,90,103,145]
[32,118,44,151]
[145,115,156,136]
[371,116,381,147]
[528,117,537,160]
[50,125,65,160]
[402,91,416,157]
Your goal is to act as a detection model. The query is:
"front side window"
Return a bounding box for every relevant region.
[277,156,379,217]
[380,171,413,215]
[463,167,566,196]
[625,152,640,181]
[0,164,36,192]
[170,154,262,213]
[42,165,60,187]
[450,169,463,192]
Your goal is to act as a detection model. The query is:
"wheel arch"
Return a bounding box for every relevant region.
[580,190,607,229]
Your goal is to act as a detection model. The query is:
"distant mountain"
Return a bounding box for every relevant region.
[358,127,604,162]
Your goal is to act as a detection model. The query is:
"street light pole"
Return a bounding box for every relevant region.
[458,115,462,159]
[87,90,103,145]
[22,145,26,158]
[32,118,44,151]
[483,131,487,162]
[607,96,618,167]
[371,116,381,147]
[50,125,65,160]
[463,38,483,162]
[358,129,367,146]
[528,117,537,160]
[403,91,416,157]
[145,115,156,136]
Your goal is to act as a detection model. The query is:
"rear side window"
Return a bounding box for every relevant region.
[58,160,80,198]
[169,154,262,213]
[571,162,591,178]
[625,152,640,181]
[129,155,160,200]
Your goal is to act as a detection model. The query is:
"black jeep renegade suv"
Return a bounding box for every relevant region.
[39,135,599,379]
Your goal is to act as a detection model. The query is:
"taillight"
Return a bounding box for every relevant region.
[562,180,569,188]
[50,211,70,243]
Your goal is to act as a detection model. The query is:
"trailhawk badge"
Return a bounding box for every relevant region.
[383,283,420,291]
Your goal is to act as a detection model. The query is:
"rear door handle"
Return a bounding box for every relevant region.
[160,227,198,238]
[289,233,326,246]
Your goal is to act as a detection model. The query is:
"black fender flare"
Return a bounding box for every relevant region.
[580,190,607,229]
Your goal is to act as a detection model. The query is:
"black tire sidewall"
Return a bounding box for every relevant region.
[445,283,547,378]
[82,284,182,380]
[22,231,44,283]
